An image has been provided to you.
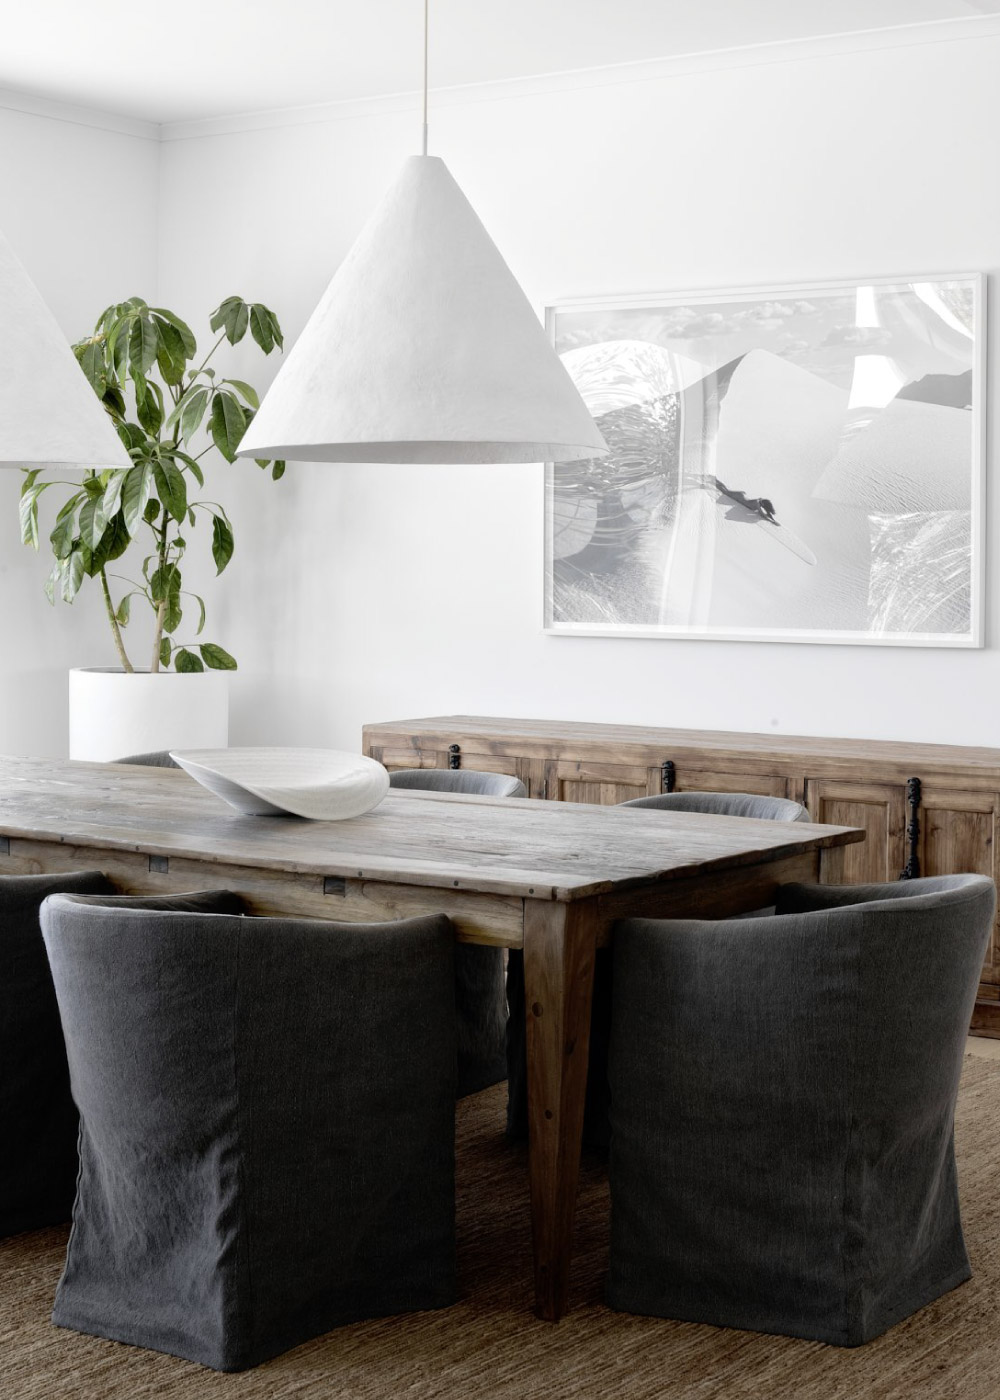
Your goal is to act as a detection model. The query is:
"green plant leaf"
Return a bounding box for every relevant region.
[152,456,188,522]
[144,497,161,524]
[164,592,182,632]
[155,320,188,386]
[101,469,127,519]
[18,483,47,548]
[248,304,274,354]
[134,376,164,436]
[210,296,249,345]
[210,392,246,462]
[119,421,148,453]
[150,307,196,358]
[44,559,61,604]
[200,642,237,671]
[263,304,283,350]
[159,637,172,667]
[122,463,153,533]
[191,592,206,634]
[271,459,286,480]
[150,563,180,604]
[211,514,234,573]
[178,386,210,441]
[128,316,159,378]
[76,339,107,395]
[169,449,203,487]
[174,647,204,673]
[49,510,77,560]
[150,561,183,633]
[223,378,259,409]
[116,593,132,626]
[92,512,130,569]
[78,494,108,551]
[61,549,85,601]
[102,384,127,417]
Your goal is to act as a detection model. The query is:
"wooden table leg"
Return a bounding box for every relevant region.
[522,897,599,1321]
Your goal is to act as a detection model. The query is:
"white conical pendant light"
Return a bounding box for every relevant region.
[0,228,131,470]
[238,3,605,466]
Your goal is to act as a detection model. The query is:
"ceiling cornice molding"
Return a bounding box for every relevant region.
[157,13,1000,142]
[1,13,998,144]
[0,84,158,140]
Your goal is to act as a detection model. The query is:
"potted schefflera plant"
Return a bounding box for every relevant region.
[19,295,285,761]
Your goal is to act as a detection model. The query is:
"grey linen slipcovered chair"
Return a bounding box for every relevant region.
[390,767,527,1095]
[506,790,807,1145]
[40,890,458,1372]
[607,874,996,1346]
[0,870,114,1236]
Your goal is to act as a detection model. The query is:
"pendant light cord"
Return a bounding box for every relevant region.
[421,0,429,155]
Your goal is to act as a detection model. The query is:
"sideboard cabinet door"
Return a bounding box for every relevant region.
[919,786,1000,991]
[541,760,659,805]
[805,779,907,884]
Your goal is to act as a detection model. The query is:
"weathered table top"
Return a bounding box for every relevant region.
[0,755,862,902]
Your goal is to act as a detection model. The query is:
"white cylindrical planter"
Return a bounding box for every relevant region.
[69,668,229,762]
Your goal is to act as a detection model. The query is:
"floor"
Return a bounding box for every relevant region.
[966,1036,1000,1058]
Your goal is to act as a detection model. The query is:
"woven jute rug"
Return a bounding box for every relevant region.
[3,1055,1000,1400]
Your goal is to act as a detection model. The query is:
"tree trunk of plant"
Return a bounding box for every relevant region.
[100,569,134,674]
[151,599,167,673]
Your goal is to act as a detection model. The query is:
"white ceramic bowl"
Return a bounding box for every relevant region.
[170,747,389,820]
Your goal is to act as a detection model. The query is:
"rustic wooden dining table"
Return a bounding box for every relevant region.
[0,755,862,1320]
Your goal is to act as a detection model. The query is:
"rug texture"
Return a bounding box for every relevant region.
[2,1055,999,1399]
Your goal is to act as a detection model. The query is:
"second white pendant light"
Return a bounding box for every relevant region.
[238,4,606,467]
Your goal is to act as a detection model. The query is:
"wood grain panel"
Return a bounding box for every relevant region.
[0,757,859,904]
[805,779,905,884]
[363,714,1000,780]
[920,787,1000,987]
[523,897,599,1320]
[1,838,524,947]
[675,768,790,799]
[547,759,653,807]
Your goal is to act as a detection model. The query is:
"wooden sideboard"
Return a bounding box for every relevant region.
[362,714,1000,1038]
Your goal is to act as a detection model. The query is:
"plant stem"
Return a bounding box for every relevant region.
[150,516,170,673]
[151,600,167,672]
[100,569,134,673]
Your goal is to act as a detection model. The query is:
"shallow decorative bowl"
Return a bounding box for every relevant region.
[169,747,390,820]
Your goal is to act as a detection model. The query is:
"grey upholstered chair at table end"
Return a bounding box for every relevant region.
[0,870,115,1237]
[390,767,527,1096]
[507,789,808,1146]
[607,874,996,1347]
[388,768,526,799]
[112,751,180,767]
[40,891,458,1373]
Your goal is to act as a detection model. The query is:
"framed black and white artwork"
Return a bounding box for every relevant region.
[544,275,985,647]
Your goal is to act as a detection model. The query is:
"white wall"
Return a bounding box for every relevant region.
[5,25,999,756]
[0,103,159,754]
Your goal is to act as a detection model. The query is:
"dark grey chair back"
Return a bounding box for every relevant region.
[390,766,524,1094]
[607,873,996,1346]
[621,791,809,821]
[0,870,114,1236]
[41,892,457,1371]
[390,768,526,799]
[112,751,180,767]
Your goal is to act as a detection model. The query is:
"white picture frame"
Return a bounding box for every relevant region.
[544,274,986,647]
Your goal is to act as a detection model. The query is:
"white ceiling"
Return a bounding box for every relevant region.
[3,0,997,125]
